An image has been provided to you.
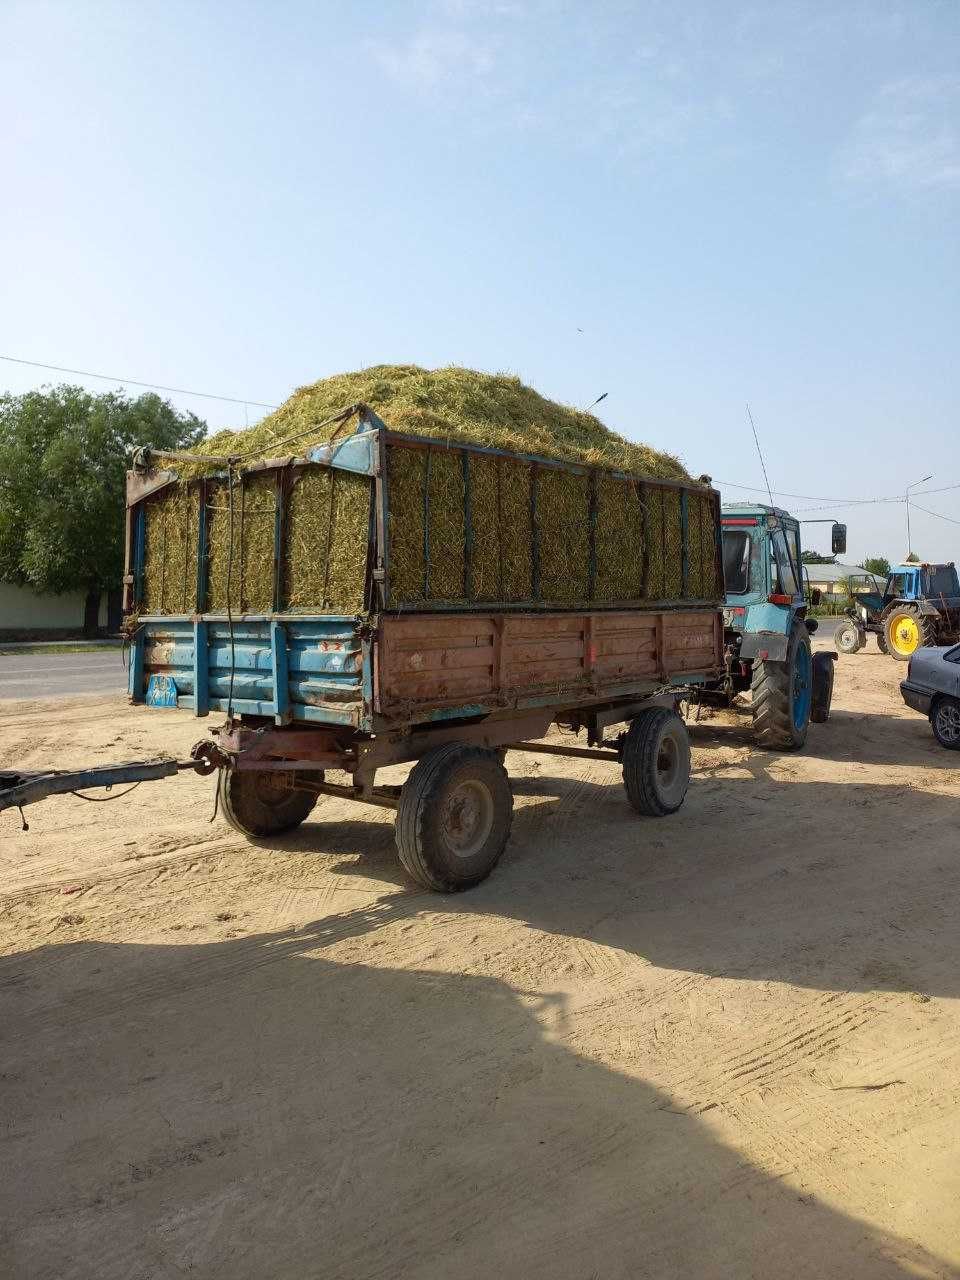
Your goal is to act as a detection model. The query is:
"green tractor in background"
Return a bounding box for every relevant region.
[836,563,960,660]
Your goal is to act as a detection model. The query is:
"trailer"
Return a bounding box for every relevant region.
[3,407,725,892]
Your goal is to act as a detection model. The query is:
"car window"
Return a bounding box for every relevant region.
[722,531,750,595]
[945,646,960,665]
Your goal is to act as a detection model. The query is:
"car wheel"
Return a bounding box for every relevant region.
[931,696,960,751]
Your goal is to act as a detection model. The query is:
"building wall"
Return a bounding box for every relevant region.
[0,582,108,635]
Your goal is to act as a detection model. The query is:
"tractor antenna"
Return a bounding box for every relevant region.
[746,403,775,507]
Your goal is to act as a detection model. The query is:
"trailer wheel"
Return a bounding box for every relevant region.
[395,745,513,892]
[218,768,319,838]
[621,707,690,816]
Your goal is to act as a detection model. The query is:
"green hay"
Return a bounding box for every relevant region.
[536,467,590,603]
[595,476,645,603]
[179,365,690,482]
[469,453,504,601]
[206,475,275,613]
[284,467,369,613]
[387,446,428,604]
[426,449,466,601]
[142,485,199,615]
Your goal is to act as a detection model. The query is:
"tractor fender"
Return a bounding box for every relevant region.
[916,599,941,617]
[739,632,790,663]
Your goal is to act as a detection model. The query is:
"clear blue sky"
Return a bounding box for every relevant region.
[2,1,958,564]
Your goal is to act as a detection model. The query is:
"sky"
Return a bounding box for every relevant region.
[1,0,958,565]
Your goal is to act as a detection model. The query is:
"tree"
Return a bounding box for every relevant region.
[859,556,890,578]
[0,386,205,633]
[801,551,836,565]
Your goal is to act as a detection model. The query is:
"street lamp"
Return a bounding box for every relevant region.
[906,474,933,558]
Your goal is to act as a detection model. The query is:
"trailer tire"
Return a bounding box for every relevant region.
[621,707,690,816]
[751,623,812,751]
[395,745,513,893]
[218,768,319,838]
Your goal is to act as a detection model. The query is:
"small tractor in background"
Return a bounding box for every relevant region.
[835,562,960,660]
[690,503,842,751]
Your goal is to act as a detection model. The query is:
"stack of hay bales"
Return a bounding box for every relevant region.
[139,365,719,616]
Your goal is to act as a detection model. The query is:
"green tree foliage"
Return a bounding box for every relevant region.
[800,551,836,564]
[859,556,891,577]
[0,385,204,628]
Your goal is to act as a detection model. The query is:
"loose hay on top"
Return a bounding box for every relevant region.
[183,365,690,482]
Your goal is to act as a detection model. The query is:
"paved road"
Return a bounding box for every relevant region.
[0,650,127,700]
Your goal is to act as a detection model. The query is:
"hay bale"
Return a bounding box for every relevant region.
[595,476,645,603]
[181,365,690,482]
[536,467,589,603]
[142,485,199,615]
[285,467,368,614]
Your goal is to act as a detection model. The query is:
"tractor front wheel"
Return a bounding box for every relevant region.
[751,624,813,751]
[881,605,935,662]
[836,621,862,654]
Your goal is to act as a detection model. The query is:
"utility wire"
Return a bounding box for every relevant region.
[0,354,278,410]
[910,502,960,526]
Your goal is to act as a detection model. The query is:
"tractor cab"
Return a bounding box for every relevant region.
[879,563,960,660]
[721,504,806,639]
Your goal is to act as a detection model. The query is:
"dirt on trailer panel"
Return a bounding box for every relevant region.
[1,647,959,1280]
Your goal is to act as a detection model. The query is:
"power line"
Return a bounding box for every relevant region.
[910,502,960,527]
[0,354,278,410]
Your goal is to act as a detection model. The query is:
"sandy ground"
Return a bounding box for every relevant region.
[1,645,959,1279]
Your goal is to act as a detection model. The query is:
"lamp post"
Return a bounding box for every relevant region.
[905,474,933,558]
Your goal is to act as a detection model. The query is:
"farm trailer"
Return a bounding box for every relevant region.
[2,408,726,892]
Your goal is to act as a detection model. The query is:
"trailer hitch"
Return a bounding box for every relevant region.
[0,757,208,819]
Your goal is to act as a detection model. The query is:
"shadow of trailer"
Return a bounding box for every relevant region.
[5,408,726,893]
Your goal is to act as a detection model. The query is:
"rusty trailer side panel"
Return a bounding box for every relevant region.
[375,608,722,719]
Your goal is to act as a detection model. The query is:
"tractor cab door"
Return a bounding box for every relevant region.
[768,521,803,605]
[884,569,914,605]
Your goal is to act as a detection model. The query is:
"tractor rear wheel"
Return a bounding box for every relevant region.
[881,604,935,662]
[751,623,812,751]
[218,768,319,838]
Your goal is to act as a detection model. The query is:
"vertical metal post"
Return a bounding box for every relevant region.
[272,469,286,613]
[195,480,208,613]
[270,620,290,724]
[133,505,146,610]
[193,619,209,717]
[128,628,145,701]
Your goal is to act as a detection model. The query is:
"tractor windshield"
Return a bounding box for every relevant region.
[923,566,960,597]
[722,531,751,595]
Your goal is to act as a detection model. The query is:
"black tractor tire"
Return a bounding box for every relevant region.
[751,623,813,751]
[835,621,861,654]
[621,706,691,816]
[218,768,319,838]
[395,744,513,893]
[875,626,889,655]
[931,696,960,750]
[881,603,936,662]
[810,653,835,724]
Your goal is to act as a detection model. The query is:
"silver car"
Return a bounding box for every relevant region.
[900,645,960,749]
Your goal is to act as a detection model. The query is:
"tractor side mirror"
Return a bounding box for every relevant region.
[810,588,822,606]
[832,523,847,555]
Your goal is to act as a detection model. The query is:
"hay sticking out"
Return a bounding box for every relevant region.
[536,467,589,603]
[142,485,199,615]
[285,467,368,614]
[182,365,690,482]
[595,476,645,603]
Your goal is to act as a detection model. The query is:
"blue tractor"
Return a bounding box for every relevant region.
[835,563,960,660]
[695,503,841,750]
